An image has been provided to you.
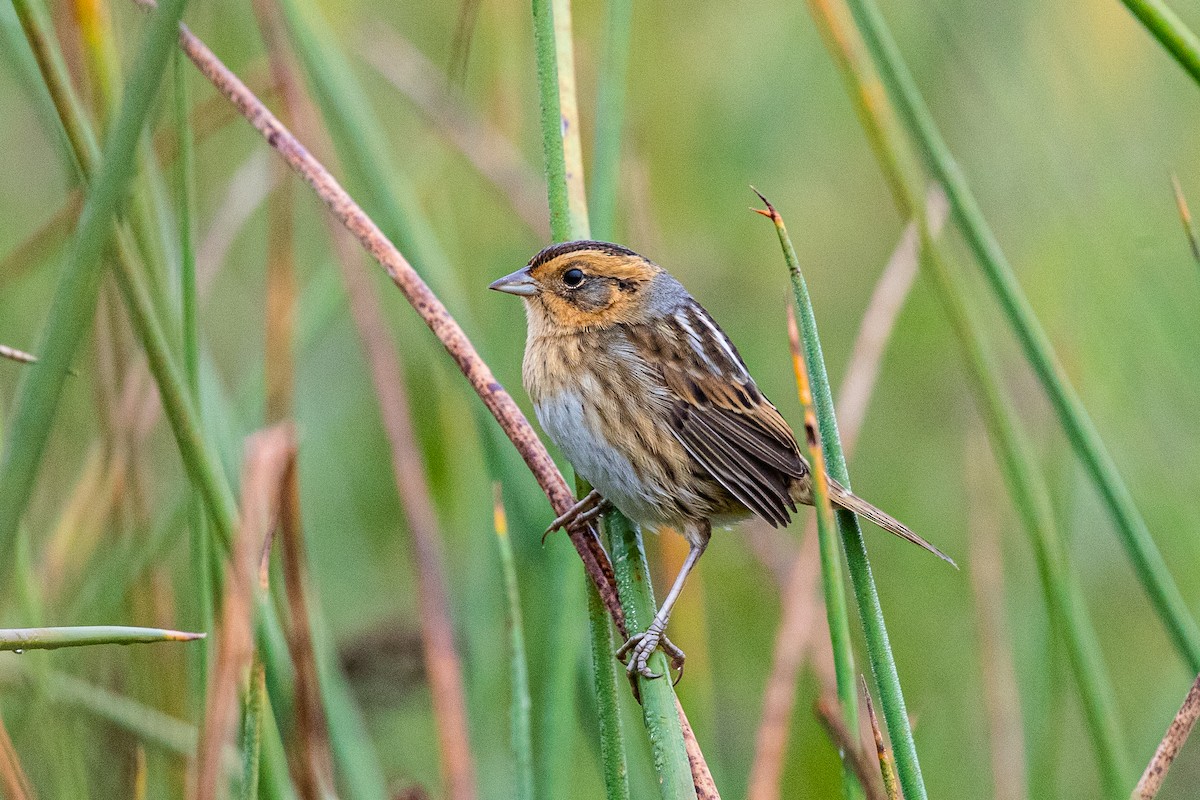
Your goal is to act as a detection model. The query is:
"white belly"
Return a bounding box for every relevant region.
[533,388,670,526]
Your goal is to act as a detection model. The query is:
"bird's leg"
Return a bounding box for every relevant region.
[543,489,610,543]
[617,521,710,680]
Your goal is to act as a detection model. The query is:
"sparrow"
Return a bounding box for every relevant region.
[490,240,952,679]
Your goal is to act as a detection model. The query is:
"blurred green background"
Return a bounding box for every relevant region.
[1,0,1199,797]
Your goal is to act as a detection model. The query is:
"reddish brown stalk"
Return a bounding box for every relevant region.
[676,695,719,800]
[814,696,885,800]
[173,20,625,636]
[359,27,549,239]
[966,437,1027,800]
[860,676,898,800]
[278,452,337,800]
[0,712,34,800]
[196,425,293,800]
[747,193,945,800]
[1133,672,1200,799]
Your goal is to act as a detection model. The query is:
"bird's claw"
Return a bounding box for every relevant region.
[542,493,611,544]
[616,628,685,684]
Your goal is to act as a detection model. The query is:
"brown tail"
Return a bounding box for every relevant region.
[826,478,957,568]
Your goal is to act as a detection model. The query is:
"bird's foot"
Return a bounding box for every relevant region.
[543,491,611,544]
[616,623,685,684]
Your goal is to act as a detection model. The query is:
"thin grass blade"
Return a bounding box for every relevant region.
[805,1,1132,793]
[494,487,537,800]
[839,0,1200,672]
[0,0,188,573]
[0,626,203,652]
[760,191,906,798]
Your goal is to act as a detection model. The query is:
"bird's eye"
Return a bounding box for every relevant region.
[562,268,585,287]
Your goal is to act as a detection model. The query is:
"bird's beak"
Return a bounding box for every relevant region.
[488,266,539,297]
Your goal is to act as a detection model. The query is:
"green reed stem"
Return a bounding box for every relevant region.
[841,0,1200,673]
[495,490,535,800]
[1118,0,1200,85]
[0,626,203,651]
[588,580,632,800]
[759,204,883,800]
[0,0,188,573]
[588,0,634,241]
[782,297,864,800]
[807,1,1131,793]
[174,46,213,718]
[239,657,266,800]
[533,0,693,796]
[607,515,695,800]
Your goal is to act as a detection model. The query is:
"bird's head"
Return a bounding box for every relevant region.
[489,240,666,333]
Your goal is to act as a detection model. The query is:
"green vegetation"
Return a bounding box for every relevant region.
[0,0,1197,797]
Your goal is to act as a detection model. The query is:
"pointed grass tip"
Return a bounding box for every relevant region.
[749,186,781,222]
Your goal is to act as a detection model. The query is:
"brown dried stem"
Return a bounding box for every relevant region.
[174,21,626,636]
[860,676,898,800]
[1133,672,1200,799]
[278,454,337,800]
[1171,175,1200,267]
[250,0,299,423]
[251,16,482,792]
[814,696,885,800]
[0,712,34,800]
[676,695,719,800]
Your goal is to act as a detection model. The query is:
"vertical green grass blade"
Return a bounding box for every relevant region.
[782,300,863,800]
[532,0,695,796]
[841,0,1200,673]
[607,515,694,800]
[761,201,910,800]
[495,489,535,800]
[239,658,266,800]
[588,0,634,241]
[0,0,189,570]
[174,45,214,718]
[588,580,632,800]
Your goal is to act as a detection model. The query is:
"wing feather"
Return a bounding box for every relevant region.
[645,302,810,528]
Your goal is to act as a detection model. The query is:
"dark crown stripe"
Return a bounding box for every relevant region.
[528,240,641,269]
